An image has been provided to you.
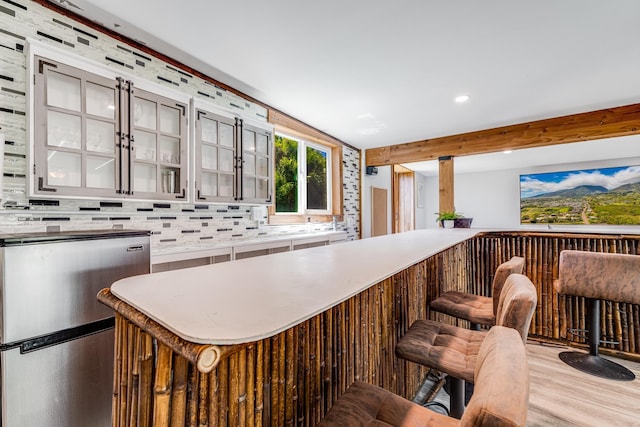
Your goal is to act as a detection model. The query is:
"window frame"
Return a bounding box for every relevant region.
[270,127,343,224]
[302,140,332,214]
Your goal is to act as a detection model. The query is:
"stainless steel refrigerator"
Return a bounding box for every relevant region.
[0,229,150,427]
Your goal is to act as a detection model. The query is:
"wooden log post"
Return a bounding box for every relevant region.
[438,156,454,215]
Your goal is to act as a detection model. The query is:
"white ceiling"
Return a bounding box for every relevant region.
[53,0,640,168]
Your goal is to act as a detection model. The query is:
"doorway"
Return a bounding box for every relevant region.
[392,165,415,233]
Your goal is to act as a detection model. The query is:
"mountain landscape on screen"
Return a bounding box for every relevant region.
[520,166,640,225]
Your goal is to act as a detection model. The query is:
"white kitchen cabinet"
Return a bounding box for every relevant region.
[30,49,189,201]
[152,246,232,272]
[194,101,273,204]
[233,240,291,260]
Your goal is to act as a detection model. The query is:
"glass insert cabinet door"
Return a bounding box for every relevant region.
[131,86,187,200]
[32,56,188,201]
[194,109,238,202]
[240,122,272,203]
[34,57,121,198]
[195,108,273,203]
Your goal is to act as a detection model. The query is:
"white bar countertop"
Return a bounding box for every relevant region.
[111,229,479,345]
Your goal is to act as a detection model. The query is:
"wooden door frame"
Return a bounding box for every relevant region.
[392,165,415,233]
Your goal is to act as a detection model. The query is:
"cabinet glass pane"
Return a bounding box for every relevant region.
[257,157,268,177]
[161,169,177,193]
[201,172,217,197]
[202,145,217,170]
[133,98,157,130]
[87,119,115,154]
[219,123,234,147]
[244,153,255,175]
[47,110,81,149]
[219,148,234,172]
[47,71,81,111]
[243,176,256,199]
[257,178,269,199]
[201,117,217,144]
[134,163,156,193]
[47,150,81,187]
[219,174,233,197]
[243,129,256,152]
[86,156,115,188]
[135,131,156,161]
[86,82,115,119]
[159,136,180,164]
[256,134,268,155]
[159,105,180,135]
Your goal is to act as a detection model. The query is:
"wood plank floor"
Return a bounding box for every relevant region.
[526,340,640,426]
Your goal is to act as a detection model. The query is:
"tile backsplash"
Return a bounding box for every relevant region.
[0,0,360,247]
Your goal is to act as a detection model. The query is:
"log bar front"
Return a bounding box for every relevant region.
[98,229,640,426]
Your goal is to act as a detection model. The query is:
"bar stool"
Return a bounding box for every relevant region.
[319,326,530,427]
[429,256,525,329]
[395,273,537,418]
[554,250,640,381]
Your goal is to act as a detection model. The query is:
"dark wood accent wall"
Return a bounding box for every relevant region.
[365,103,640,166]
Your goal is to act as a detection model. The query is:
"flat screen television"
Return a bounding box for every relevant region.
[520,165,640,225]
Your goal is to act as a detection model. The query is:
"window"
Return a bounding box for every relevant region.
[275,134,331,214]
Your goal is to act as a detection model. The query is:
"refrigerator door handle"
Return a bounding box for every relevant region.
[1,318,115,354]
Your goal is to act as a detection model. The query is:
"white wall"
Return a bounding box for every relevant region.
[361,165,392,238]
[421,156,640,229]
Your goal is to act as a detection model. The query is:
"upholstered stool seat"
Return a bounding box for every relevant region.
[395,322,486,383]
[554,250,640,381]
[319,326,530,427]
[396,273,536,418]
[430,256,525,328]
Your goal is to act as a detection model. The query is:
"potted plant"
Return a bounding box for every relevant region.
[435,211,462,228]
[435,211,474,228]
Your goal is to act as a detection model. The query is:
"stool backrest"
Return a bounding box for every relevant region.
[554,250,640,305]
[495,273,537,343]
[492,256,526,316]
[461,325,529,427]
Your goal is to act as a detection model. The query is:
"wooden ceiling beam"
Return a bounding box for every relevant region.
[365,103,640,166]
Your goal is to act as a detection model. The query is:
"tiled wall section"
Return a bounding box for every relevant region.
[0,0,360,249]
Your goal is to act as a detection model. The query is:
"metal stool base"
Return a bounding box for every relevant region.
[559,351,635,381]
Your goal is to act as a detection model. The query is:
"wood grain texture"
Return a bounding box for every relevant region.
[365,103,640,166]
[526,340,640,426]
[269,110,352,149]
[438,157,454,214]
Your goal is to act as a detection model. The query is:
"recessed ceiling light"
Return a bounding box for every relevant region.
[455,95,470,103]
[503,150,513,154]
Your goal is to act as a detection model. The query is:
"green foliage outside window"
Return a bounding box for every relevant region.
[275,135,329,213]
[275,135,298,212]
[306,146,327,210]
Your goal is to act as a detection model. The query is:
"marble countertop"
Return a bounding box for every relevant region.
[111,228,478,345]
[152,230,346,256]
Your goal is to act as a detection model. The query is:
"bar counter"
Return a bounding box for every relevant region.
[98,228,640,426]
